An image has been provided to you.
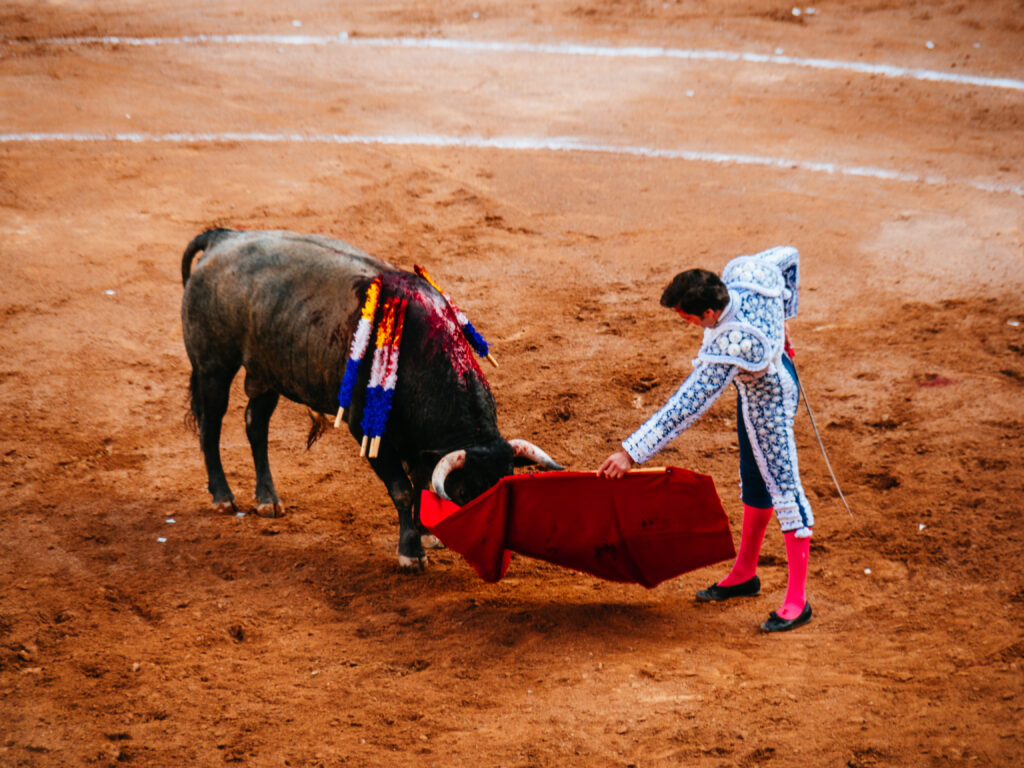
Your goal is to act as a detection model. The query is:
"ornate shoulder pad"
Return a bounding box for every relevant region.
[752,246,799,318]
[697,322,775,372]
[721,256,784,298]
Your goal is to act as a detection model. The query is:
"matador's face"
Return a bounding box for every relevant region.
[675,307,722,329]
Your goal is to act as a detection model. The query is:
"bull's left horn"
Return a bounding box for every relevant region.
[509,439,564,470]
[431,449,467,500]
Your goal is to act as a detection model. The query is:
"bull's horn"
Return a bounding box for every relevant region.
[431,449,467,500]
[509,439,563,470]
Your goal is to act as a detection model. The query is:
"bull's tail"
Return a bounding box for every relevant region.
[185,368,200,435]
[181,228,235,286]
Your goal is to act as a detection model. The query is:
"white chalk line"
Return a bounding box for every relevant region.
[3,132,1021,197]
[24,34,1024,92]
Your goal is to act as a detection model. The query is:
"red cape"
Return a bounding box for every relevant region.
[420,467,735,588]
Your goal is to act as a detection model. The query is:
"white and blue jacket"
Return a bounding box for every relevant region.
[622,246,813,536]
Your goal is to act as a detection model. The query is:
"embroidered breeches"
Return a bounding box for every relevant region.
[736,356,813,536]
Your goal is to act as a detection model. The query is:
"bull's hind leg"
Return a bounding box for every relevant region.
[243,375,283,518]
[192,366,238,513]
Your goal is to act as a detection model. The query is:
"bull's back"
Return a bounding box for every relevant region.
[181,230,390,409]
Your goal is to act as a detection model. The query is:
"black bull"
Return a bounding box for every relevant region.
[180,228,561,567]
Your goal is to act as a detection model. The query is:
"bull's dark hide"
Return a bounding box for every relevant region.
[180,228,557,566]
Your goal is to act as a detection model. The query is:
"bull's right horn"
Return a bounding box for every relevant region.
[509,439,563,470]
[431,449,467,500]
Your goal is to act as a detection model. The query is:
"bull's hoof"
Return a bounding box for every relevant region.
[421,533,445,550]
[397,553,426,571]
[256,501,283,518]
[212,499,237,514]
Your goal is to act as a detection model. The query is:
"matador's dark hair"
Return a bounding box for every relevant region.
[660,269,730,316]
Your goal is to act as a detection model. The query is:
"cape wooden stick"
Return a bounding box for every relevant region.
[592,466,667,474]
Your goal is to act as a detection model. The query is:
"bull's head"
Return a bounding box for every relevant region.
[431,439,562,504]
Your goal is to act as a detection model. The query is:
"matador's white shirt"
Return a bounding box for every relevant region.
[622,246,814,536]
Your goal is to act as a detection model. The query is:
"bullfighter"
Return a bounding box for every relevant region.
[599,246,814,632]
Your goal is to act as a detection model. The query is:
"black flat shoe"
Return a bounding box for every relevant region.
[761,601,812,633]
[696,575,760,602]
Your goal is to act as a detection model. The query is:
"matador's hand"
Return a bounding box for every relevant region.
[598,450,635,479]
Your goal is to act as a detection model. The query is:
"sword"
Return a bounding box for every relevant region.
[796,373,854,518]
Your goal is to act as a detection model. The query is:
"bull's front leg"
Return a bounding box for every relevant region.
[413,492,445,552]
[408,466,445,553]
[366,448,423,570]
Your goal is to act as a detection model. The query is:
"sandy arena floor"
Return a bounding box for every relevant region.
[1,1,1022,766]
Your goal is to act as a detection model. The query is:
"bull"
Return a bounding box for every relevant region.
[180,228,561,567]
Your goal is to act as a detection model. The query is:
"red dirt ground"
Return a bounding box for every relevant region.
[1,2,1022,766]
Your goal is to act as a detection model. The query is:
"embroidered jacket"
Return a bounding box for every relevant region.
[622,246,813,535]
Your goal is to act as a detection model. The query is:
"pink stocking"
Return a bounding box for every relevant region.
[778,530,811,619]
[718,504,773,587]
